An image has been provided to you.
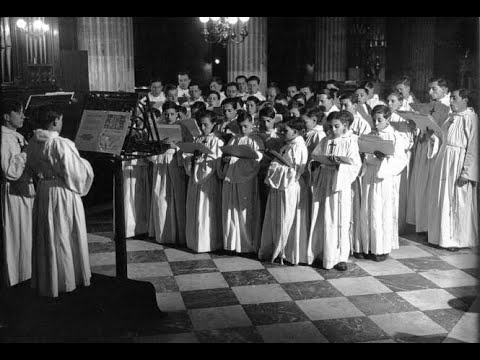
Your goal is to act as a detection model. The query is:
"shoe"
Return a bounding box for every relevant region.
[445,247,460,252]
[353,252,366,259]
[334,262,348,271]
[372,254,388,262]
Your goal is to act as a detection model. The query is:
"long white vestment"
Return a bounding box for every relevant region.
[428,108,478,248]
[26,129,93,297]
[185,133,224,252]
[258,135,309,264]
[359,125,407,255]
[307,131,361,268]
[1,126,35,286]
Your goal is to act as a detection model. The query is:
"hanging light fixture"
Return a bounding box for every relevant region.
[199,17,250,47]
[16,17,50,35]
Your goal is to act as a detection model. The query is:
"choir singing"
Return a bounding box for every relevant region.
[1,72,478,298]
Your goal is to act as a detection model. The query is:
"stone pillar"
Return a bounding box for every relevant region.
[400,17,436,102]
[227,17,267,95]
[314,17,347,81]
[77,17,134,92]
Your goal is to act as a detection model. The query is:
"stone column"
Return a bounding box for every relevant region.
[400,17,436,102]
[77,17,134,92]
[314,17,347,81]
[227,17,267,95]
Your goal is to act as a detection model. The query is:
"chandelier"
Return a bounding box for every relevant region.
[16,17,50,35]
[199,17,250,47]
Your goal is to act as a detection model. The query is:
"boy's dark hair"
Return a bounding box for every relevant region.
[191,101,207,113]
[292,93,307,103]
[247,75,260,84]
[1,99,23,116]
[339,91,357,104]
[178,71,190,78]
[150,78,163,85]
[300,106,324,121]
[428,77,449,89]
[236,109,253,124]
[222,98,239,109]
[300,84,315,93]
[162,101,179,113]
[274,94,288,102]
[164,84,177,93]
[387,91,404,102]
[246,96,260,105]
[328,110,352,126]
[235,75,248,82]
[226,82,239,90]
[196,110,218,125]
[178,106,188,115]
[211,76,223,85]
[284,117,306,132]
[259,107,276,119]
[395,75,412,87]
[38,105,63,129]
[371,104,391,119]
[274,103,289,117]
[207,90,221,100]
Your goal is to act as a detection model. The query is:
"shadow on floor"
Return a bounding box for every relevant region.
[0,274,165,342]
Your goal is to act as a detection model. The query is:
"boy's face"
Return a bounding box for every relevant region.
[167,89,178,102]
[200,117,215,135]
[239,119,254,136]
[428,81,448,101]
[327,119,347,138]
[223,103,237,120]
[189,85,202,100]
[340,99,356,115]
[300,87,313,100]
[396,83,410,98]
[210,81,222,93]
[247,80,259,94]
[450,91,468,113]
[266,88,277,103]
[178,74,190,90]
[165,109,178,124]
[301,114,317,131]
[355,89,368,105]
[150,82,163,97]
[226,85,238,98]
[287,86,298,99]
[387,95,402,112]
[259,116,275,132]
[373,112,388,131]
[207,94,220,107]
[237,78,248,93]
[283,125,298,142]
[246,100,257,115]
[318,94,333,110]
[4,107,25,129]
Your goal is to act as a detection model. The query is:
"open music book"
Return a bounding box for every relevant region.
[220,145,259,159]
[262,149,294,168]
[396,111,443,136]
[311,154,354,165]
[358,134,395,155]
[177,142,213,155]
[179,118,202,138]
[157,124,183,142]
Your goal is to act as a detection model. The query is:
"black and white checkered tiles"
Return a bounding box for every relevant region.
[87,230,479,343]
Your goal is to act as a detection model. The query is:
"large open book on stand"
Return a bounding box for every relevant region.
[358,134,395,155]
[220,145,259,159]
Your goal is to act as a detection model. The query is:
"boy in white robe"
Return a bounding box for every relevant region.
[428,89,478,250]
[184,110,224,253]
[220,110,264,254]
[258,118,309,265]
[1,100,35,287]
[307,110,361,270]
[395,76,418,111]
[26,107,94,297]
[359,105,407,261]
[148,101,189,246]
[406,78,450,234]
[387,91,416,234]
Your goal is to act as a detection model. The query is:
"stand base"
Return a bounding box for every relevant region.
[0,274,165,342]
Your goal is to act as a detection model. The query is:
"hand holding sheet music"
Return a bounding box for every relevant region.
[177,142,213,155]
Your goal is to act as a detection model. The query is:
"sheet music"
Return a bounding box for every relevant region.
[157,124,183,142]
[358,134,395,155]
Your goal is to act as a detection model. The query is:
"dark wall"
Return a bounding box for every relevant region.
[133,17,225,89]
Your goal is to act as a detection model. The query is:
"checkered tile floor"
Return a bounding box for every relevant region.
[87,219,479,343]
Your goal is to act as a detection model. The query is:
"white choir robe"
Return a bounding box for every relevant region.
[222,134,264,253]
[26,130,94,297]
[304,125,326,217]
[307,131,361,268]
[389,112,415,234]
[1,126,35,287]
[148,145,187,246]
[367,94,386,109]
[122,157,151,238]
[185,134,224,252]
[259,136,309,264]
[349,113,371,253]
[428,108,478,248]
[359,125,407,255]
